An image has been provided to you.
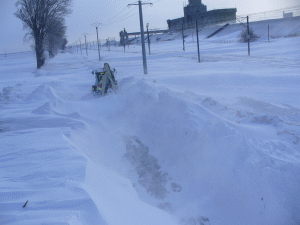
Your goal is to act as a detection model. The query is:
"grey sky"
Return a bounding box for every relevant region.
[0,0,298,54]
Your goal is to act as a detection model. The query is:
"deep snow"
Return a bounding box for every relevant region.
[0,30,300,225]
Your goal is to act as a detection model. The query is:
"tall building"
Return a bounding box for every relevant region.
[167,0,237,30]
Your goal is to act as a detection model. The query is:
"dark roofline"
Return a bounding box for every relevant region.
[208,8,237,13]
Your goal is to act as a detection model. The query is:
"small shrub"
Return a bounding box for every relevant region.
[284,33,299,38]
[239,28,258,42]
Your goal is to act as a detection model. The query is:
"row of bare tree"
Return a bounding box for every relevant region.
[14,0,72,69]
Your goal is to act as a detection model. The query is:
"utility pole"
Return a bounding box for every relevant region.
[247,16,250,56]
[128,1,153,75]
[79,38,82,55]
[122,28,126,53]
[146,23,151,55]
[182,19,185,51]
[196,20,200,63]
[83,33,88,56]
[107,38,110,51]
[92,22,101,61]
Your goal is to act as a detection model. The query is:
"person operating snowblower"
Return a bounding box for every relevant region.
[92,63,118,96]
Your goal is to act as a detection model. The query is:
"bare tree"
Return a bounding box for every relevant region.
[46,17,66,58]
[14,0,72,69]
[60,37,68,50]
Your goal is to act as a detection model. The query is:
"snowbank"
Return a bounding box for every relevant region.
[1,30,299,225]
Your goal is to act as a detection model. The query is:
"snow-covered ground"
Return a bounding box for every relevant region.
[1,32,300,225]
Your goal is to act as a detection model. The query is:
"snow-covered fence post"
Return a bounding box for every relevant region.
[247,16,250,56]
[182,19,185,52]
[83,33,88,56]
[79,39,82,55]
[146,23,151,55]
[196,20,200,63]
[268,24,270,42]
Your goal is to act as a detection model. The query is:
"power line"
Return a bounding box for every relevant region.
[151,0,163,4]
[101,6,129,24]
[93,4,139,27]
[237,5,300,21]
[102,6,139,26]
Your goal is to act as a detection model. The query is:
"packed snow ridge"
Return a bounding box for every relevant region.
[0,32,300,225]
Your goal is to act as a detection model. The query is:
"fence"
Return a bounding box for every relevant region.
[237,5,300,22]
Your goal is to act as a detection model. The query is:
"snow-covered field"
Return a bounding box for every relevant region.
[1,33,300,225]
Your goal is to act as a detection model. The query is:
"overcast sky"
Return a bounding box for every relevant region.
[0,0,298,54]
